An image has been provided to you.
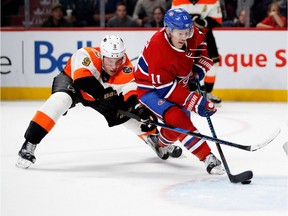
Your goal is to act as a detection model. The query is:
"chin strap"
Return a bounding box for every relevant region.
[101,68,110,82]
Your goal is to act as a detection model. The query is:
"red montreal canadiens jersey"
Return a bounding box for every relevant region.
[134,27,210,105]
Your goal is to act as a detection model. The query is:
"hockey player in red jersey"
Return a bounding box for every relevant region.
[172,0,223,104]
[134,8,224,174]
[16,35,181,169]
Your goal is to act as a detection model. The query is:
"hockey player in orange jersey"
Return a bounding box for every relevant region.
[171,0,223,104]
[16,35,181,169]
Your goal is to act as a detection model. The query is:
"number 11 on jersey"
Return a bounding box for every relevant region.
[151,73,161,84]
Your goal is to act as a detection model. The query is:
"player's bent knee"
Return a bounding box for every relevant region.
[38,92,73,120]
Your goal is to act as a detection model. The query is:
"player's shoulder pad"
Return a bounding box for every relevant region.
[80,47,102,68]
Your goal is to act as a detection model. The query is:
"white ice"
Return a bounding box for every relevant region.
[1,101,287,216]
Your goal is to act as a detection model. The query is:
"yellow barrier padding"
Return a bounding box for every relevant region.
[212,89,288,102]
[1,87,287,102]
[1,87,51,100]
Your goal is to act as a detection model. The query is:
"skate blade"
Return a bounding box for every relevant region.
[16,157,33,169]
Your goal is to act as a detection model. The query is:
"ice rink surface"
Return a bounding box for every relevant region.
[1,101,287,216]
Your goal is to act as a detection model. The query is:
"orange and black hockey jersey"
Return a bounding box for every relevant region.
[63,47,137,103]
[171,0,222,25]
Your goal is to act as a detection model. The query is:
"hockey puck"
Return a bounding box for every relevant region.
[241,180,251,184]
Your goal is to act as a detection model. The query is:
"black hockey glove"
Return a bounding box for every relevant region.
[134,104,158,132]
[96,87,124,116]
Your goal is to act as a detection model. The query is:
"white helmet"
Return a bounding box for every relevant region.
[100,35,126,58]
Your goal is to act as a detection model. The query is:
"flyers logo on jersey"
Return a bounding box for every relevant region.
[82,57,91,66]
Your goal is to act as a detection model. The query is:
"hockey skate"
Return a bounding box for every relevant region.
[146,134,182,160]
[206,92,222,104]
[16,141,37,169]
[204,153,225,175]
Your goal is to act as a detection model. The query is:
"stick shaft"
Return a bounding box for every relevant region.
[118,110,252,151]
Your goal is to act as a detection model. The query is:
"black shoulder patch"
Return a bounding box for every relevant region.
[123,66,132,73]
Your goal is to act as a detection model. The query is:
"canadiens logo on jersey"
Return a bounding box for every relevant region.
[158,99,166,105]
[123,66,132,73]
[178,71,193,88]
[82,57,91,66]
[168,10,175,16]
[186,49,194,58]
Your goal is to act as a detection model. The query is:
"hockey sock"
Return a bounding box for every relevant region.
[191,141,211,161]
[204,62,218,93]
[24,111,55,144]
[204,76,216,93]
[161,106,211,160]
[159,106,195,146]
[25,92,72,144]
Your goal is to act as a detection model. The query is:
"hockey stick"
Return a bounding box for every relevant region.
[130,56,139,62]
[118,110,279,152]
[196,80,253,183]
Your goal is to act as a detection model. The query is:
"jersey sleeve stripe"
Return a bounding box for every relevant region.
[137,83,154,89]
[138,56,149,76]
[162,81,177,99]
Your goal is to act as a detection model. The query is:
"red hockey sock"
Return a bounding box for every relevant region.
[191,141,211,161]
[159,106,196,146]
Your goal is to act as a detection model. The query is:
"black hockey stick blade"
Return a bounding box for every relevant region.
[228,170,253,183]
[215,142,253,184]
